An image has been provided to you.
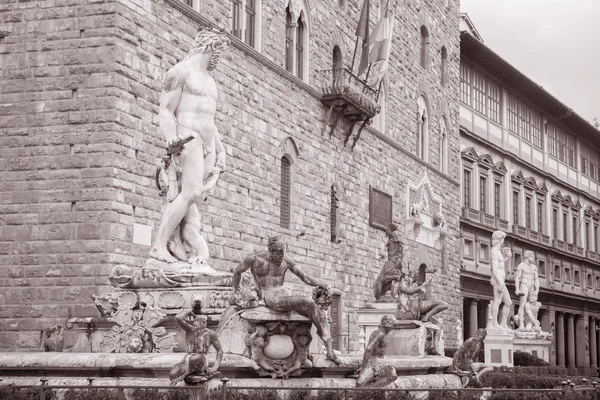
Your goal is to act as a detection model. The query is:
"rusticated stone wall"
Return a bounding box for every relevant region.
[0,0,462,352]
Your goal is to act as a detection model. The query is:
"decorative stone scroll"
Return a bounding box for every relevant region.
[98,292,177,353]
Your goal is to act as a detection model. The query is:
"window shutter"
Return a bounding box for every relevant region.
[280,156,291,229]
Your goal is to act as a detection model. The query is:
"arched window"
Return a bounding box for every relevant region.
[283,1,310,82]
[330,185,339,242]
[420,26,430,69]
[296,17,304,79]
[440,46,448,87]
[439,116,448,173]
[417,95,429,161]
[285,8,293,73]
[332,45,343,92]
[280,156,292,229]
[231,0,260,49]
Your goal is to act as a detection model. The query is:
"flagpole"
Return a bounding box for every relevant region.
[349,38,360,80]
[363,63,372,91]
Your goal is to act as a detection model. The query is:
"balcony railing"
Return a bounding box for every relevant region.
[462,207,480,221]
[318,68,382,147]
[512,224,527,237]
[540,233,551,245]
[480,213,495,228]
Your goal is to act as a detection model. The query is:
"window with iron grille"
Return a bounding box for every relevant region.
[494,182,501,217]
[537,200,544,233]
[595,224,599,252]
[280,156,291,229]
[507,96,519,135]
[573,216,578,245]
[330,186,339,242]
[547,124,558,158]
[479,176,487,213]
[513,190,519,225]
[296,19,304,79]
[472,71,486,115]
[530,112,541,149]
[285,8,293,73]
[520,104,531,143]
[487,81,501,124]
[525,195,532,229]
[463,170,471,208]
[460,64,471,106]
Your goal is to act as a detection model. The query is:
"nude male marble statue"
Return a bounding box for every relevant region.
[490,231,512,331]
[150,28,230,265]
[514,250,539,330]
[232,237,341,364]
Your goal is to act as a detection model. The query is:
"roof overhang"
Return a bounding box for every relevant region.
[460,31,600,145]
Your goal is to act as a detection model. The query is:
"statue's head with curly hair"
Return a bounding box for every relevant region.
[184,27,231,71]
[380,315,395,328]
[266,236,285,265]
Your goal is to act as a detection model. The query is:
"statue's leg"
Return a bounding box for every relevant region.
[181,204,209,264]
[372,365,397,387]
[150,142,206,263]
[421,300,449,321]
[168,226,189,261]
[269,296,340,363]
[499,286,513,330]
[491,286,502,328]
[517,288,527,329]
[356,367,375,387]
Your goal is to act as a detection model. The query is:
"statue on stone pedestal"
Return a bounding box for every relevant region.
[514,250,539,330]
[490,231,512,331]
[449,328,493,383]
[356,315,398,387]
[374,223,405,303]
[149,27,230,267]
[232,236,341,364]
[169,296,223,385]
[396,267,448,355]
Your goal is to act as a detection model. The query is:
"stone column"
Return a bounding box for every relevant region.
[567,314,577,374]
[540,310,550,332]
[556,312,565,367]
[289,23,298,76]
[575,314,589,375]
[469,299,479,339]
[548,309,557,366]
[590,316,597,370]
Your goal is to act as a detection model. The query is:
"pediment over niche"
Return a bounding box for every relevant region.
[405,172,445,249]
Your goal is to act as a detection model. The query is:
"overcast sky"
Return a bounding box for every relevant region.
[460,0,600,127]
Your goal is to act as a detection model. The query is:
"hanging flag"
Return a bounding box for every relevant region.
[367,0,395,87]
[356,0,370,76]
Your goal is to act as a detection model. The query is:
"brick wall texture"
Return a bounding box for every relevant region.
[0,0,462,352]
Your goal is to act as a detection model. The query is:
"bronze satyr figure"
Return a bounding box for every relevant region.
[356,315,397,387]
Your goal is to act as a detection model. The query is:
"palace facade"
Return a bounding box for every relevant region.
[0,0,462,352]
[460,15,600,374]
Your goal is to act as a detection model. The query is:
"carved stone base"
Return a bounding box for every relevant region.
[513,337,552,363]
[67,286,234,353]
[483,329,514,367]
[218,306,322,378]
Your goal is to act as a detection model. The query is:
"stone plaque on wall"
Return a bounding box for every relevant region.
[369,186,392,231]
